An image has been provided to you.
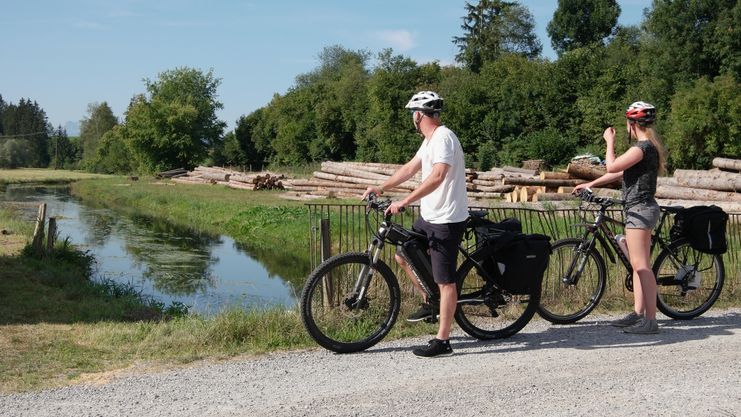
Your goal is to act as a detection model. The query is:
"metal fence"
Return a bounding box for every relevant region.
[307,203,740,295]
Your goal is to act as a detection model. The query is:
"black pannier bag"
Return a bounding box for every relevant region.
[670,205,728,254]
[471,217,551,294]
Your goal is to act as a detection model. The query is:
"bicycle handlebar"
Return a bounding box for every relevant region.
[575,188,624,208]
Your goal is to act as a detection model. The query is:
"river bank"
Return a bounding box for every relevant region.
[0,173,434,393]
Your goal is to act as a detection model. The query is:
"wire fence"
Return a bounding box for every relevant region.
[307,202,741,298]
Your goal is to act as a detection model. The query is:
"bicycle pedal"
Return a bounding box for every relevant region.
[423,315,439,324]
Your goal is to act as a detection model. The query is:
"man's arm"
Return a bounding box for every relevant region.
[386,162,448,214]
[362,157,421,199]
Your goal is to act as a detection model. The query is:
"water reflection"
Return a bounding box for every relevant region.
[0,184,302,315]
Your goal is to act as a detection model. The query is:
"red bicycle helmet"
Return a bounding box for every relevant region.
[625,101,656,126]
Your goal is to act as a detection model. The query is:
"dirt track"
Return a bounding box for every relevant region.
[1,310,740,417]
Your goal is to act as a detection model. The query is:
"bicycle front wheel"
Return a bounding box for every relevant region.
[454,246,540,340]
[654,238,725,320]
[300,252,401,353]
[538,238,607,324]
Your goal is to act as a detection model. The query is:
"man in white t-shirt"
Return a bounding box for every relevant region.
[362,91,469,357]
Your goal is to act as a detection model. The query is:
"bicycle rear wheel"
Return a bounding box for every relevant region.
[300,252,401,353]
[538,238,607,324]
[653,238,725,320]
[454,246,539,340]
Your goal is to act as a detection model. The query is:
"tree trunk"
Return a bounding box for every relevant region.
[712,157,741,172]
[656,185,741,202]
[673,169,741,192]
[566,163,606,180]
[532,193,578,202]
[502,177,587,187]
[502,166,537,176]
[540,171,572,180]
[320,161,391,181]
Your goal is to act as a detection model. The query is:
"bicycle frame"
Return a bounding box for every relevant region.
[353,196,498,314]
[567,198,676,291]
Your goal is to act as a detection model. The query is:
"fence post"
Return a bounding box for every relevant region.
[45,217,57,255]
[31,203,46,256]
[320,218,333,306]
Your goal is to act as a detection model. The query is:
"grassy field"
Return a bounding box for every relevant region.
[0,168,111,185]
[0,174,435,392]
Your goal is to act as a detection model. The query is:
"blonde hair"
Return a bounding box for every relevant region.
[637,125,667,175]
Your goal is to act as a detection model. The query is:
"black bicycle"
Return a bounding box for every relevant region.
[300,194,544,353]
[538,189,725,324]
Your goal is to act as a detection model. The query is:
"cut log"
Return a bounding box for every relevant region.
[313,171,417,189]
[320,161,391,181]
[557,186,622,200]
[673,169,741,192]
[473,171,505,181]
[198,172,231,182]
[519,186,539,202]
[656,185,741,202]
[503,166,538,176]
[540,171,572,180]
[502,177,588,187]
[656,176,679,187]
[473,184,515,193]
[712,157,741,172]
[566,163,607,180]
[532,193,578,202]
[468,192,505,199]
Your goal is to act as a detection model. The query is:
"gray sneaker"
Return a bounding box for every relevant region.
[610,311,643,327]
[623,318,659,334]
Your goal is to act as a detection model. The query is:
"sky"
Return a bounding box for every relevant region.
[1,1,648,135]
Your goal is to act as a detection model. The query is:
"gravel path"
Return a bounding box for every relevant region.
[2,310,741,417]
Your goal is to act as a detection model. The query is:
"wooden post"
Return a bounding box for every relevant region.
[320,219,333,307]
[46,217,57,255]
[31,203,47,255]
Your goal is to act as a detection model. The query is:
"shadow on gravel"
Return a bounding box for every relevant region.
[353,312,741,356]
[447,312,741,356]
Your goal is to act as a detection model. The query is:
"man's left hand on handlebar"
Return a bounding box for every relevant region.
[385,200,406,216]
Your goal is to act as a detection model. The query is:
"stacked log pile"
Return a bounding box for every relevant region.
[170,166,286,190]
[536,157,741,212]
[654,157,741,212]
[282,162,592,202]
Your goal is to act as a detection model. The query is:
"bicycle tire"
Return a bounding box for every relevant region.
[300,252,401,353]
[454,245,540,340]
[538,238,607,324]
[653,238,725,320]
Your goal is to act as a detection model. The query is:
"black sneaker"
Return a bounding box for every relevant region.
[406,303,438,322]
[413,339,453,358]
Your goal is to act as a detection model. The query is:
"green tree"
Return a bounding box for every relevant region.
[0,98,50,167]
[79,102,118,164]
[124,67,226,172]
[355,49,422,163]
[453,0,542,72]
[642,0,738,100]
[48,126,77,169]
[665,75,741,169]
[90,125,135,174]
[547,0,621,55]
[234,109,270,168]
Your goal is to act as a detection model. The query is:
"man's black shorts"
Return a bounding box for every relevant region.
[411,217,467,284]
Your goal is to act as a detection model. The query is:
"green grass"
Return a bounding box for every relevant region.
[0,180,435,393]
[0,168,112,185]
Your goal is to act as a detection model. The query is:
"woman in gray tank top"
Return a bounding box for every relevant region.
[573,101,667,334]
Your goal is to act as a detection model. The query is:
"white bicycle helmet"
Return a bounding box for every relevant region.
[405,91,443,113]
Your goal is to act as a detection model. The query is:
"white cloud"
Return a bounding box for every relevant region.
[375,29,416,51]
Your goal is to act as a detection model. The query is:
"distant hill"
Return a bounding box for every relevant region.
[64,121,80,136]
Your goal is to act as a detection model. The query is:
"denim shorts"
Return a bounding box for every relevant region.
[411,217,466,284]
[625,201,660,230]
